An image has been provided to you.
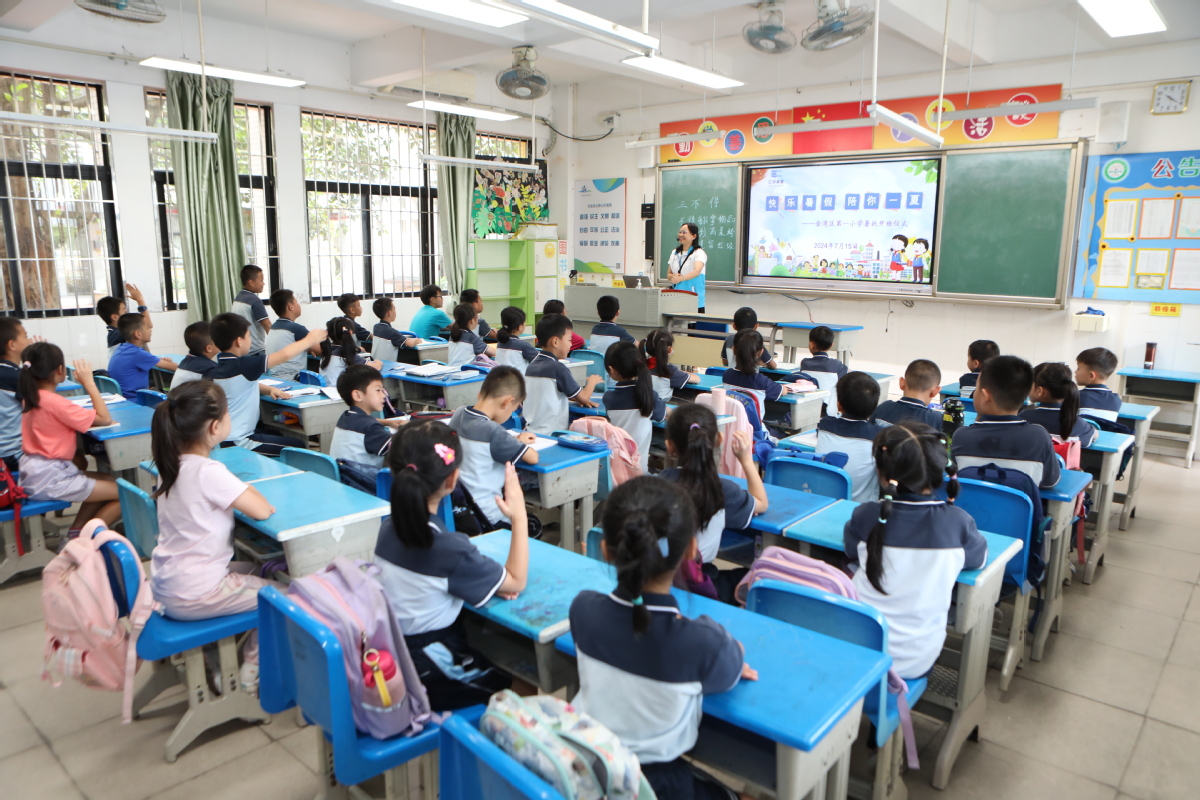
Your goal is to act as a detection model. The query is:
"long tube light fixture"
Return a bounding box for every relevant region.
[139,57,305,87]
[726,103,944,147]
[625,129,729,149]
[503,0,659,50]
[622,55,743,90]
[0,110,218,142]
[936,97,1097,120]
[870,104,944,148]
[388,0,527,28]
[422,154,539,172]
[407,99,520,121]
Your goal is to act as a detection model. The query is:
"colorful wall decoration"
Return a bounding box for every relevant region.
[573,178,627,273]
[471,159,549,238]
[658,110,794,164]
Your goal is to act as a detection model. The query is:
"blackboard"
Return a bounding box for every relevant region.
[935,148,1074,300]
[658,166,739,283]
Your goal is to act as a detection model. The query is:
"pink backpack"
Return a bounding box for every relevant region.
[288,557,433,740]
[569,417,641,486]
[41,520,156,724]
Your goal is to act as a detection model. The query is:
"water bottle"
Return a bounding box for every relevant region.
[942,397,965,440]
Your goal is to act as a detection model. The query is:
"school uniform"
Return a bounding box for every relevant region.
[651,364,691,402]
[524,350,581,435]
[843,496,987,678]
[448,329,488,368]
[660,467,755,563]
[372,321,412,362]
[265,319,310,380]
[477,317,492,339]
[105,326,124,359]
[1019,405,1097,448]
[374,514,510,710]
[1079,383,1122,422]
[0,360,21,472]
[19,390,97,503]
[799,352,848,379]
[345,316,372,344]
[871,396,942,431]
[816,417,883,503]
[589,321,635,356]
[497,336,538,363]
[231,289,270,354]
[950,414,1061,489]
[722,334,772,367]
[319,345,367,388]
[170,354,217,389]
[410,304,453,340]
[722,369,782,423]
[958,371,980,398]
[329,407,392,469]
[569,588,743,800]
[603,382,666,473]
[448,406,529,526]
[212,351,303,455]
[107,342,161,400]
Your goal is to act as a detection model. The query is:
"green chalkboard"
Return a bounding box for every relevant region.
[659,166,739,283]
[936,148,1073,300]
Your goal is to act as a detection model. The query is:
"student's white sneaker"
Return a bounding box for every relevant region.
[239,662,260,696]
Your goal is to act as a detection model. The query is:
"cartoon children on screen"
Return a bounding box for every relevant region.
[911,238,930,283]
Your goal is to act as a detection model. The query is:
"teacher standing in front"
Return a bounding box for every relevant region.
[666,222,707,313]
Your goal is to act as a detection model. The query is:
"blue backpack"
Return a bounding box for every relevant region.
[724,388,777,463]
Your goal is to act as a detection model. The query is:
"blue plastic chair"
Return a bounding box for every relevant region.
[960,397,975,413]
[0,498,71,586]
[115,478,160,559]
[297,370,327,387]
[258,585,481,791]
[375,468,454,529]
[439,713,561,799]
[704,367,726,377]
[279,446,340,483]
[572,348,608,389]
[98,523,265,762]
[95,374,121,396]
[135,389,167,408]
[764,453,853,500]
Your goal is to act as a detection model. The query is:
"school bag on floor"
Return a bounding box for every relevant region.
[288,557,432,740]
[481,690,656,800]
[41,520,156,724]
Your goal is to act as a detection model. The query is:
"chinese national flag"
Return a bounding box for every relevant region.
[792,101,874,154]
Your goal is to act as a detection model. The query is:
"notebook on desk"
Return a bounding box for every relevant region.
[406,363,457,377]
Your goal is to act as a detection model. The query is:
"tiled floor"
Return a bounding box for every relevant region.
[1,453,1198,799]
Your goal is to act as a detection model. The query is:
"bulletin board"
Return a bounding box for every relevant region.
[1073,150,1200,303]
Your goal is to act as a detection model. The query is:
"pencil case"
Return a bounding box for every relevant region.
[550,431,607,452]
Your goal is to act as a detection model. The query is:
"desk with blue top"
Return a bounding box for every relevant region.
[257,378,347,453]
[1118,367,1200,469]
[776,322,863,367]
[55,378,82,395]
[380,363,485,412]
[150,353,186,391]
[518,441,608,553]
[138,446,301,491]
[674,372,829,433]
[1038,469,1093,660]
[83,401,156,483]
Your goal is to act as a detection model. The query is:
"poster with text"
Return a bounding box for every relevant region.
[658,110,794,164]
[574,179,626,273]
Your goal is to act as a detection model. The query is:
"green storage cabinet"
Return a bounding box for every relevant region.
[468,239,558,323]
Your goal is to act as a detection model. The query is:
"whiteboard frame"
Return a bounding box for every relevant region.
[655,162,744,287]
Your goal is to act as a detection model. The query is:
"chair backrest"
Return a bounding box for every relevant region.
[297,370,328,387]
[764,454,852,500]
[746,578,887,653]
[115,478,159,559]
[372,337,399,362]
[97,525,142,619]
[439,714,563,800]
[95,375,121,396]
[960,397,975,413]
[374,468,455,529]
[572,349,608,383]
[279,447,340,482]
[955,477,1033,587]
[135,389,167,408]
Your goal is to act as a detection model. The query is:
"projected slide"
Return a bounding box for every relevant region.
[746,159,938,290]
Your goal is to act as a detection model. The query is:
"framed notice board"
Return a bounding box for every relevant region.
[658,165,740,284]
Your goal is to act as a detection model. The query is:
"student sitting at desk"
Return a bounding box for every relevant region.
[460,288,492,340]
[495,306,538,367]
[410,285,453,340]
[1022,362,1096,447]
[569,476,755,800]
[448,366,539,532]
[107,312,176,400]
[844,422,987,679]
[448,303,496,368]
[959,339,999,399]
[1075,347,1122,422]
[643,328,700,402]
[265,290,321,381]
[96,282,148,361]
[722,329,794,413]
[375,422,530,711]
[590,295,636,355]
[231,265,271,356]
[525,314,602,435]
[817,372,884,503]
[721,307,776,369]
[330,365,406,469]
[799,325,847,380]
[603,342,665,473]
[871,358,943,430]
[371,297,420,362]
[951,355,1060,490]
[320,317,381,387]
[543,299,585,352]
[337,292,372,345]
[171,322,220,389]
[0,317,31,473]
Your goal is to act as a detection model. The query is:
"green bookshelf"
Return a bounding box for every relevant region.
[468,239,558,323]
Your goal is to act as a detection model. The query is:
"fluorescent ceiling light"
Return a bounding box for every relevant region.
[389,0,526,28]
[870,104,944,148]
[422,154,539,172]
[1078,0,1166,37]
[139,57,305,87]
[408,100,520,121]
[508,0,658,49]
[937,97,1097,121]
[622,55,743,90]
[625,130,729,149]
[0,110,218,142]
[767,117,877,135]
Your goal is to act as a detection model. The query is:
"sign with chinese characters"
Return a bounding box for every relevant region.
[658,110,794,164]
[1150,302,1182,316]
[1074,150,1200,305]
[573,179,626,273]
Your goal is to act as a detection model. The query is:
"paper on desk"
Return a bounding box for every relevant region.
[407,363,456,377]
[508,430,558,451]
[70,393,126,407]
[285,386,323,397]
[258,378,286,387]
[320,386,341,400]
[88,422,121,430]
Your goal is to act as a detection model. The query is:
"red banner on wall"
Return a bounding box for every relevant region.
[658,110,794,163]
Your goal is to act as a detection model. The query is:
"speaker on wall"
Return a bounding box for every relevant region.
[644,219,654,260]
[1097,101,1130,144]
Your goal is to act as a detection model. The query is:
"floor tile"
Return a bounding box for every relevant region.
[1071,565,1193,618]
[1111,519,1200,555]
[1167,621,1200,670]
[1146,662,1200,736]
[0,688,41,761]
[277,726,321,774]
[0,577,44,632]
[1186,586,1200,623]
[9,669,186,742]
[1058,593,1181,659]
[906,739,1117,800]
[0,621,48,684]
[0,743,85,799]
[1102,537,1200,583]
[146,742,319,800]
[1120,719,1200,800]
[1020,632,1164,714]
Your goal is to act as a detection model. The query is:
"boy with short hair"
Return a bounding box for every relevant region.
[171,322,220,388]
[952,355,1060,489]
[816,371,883,503]
[371,297,420,358]
[107,312,177,400]
[329,364,406,469]
[525,314,603,434]
[337,292,372,344]
[209,312,327,455]
[959,340,999,398]
[410,285,453,340]
[800,326,848,379]
[543,299,585,352]
[460,289,492,340]
[590,295,635,352]
[722,306,777,368]
[96,282,149,359]
[232,265,272,355]
[265,289,322,380]
[871,359,943,430]
[449,365,540,528]
[1075,347,1122,422]
[0,317,31,472]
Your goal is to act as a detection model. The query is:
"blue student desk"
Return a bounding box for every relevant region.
[380,364,484,413]
[233,470,389,578]
[151,353,185,391]
[1112,401,1159,530]
[518,442,608,553]
[777,322,863,366]
[1037,469,1093,661]
[55,378,82,395]
[674,373,829,433]
[724,474,836,537]
[1118,367,1200,469]
[257,378,347,453]
[84,401,156,483]
[138,446,301,491]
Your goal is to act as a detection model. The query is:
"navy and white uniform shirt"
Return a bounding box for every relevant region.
[524,350,581,435]
[448,328,487,368]
[374,514,506,635]
[373,321,410,346]
[231,289,269,354]
[346,316,372,344]
[447,406,529,525]
[105,325,123,359]
[477,317,492,340]
[722,334,772,367]
[958,371,980,398]
[211,352,268,442]
[320,345,367,388]
[265,318,310,380]
[1079,383,1121,422]
[660,467,756,563]
[1019,404,1097,447]
[603,382,666,473]
[0,359,22,461]
[871,397,942,431]
[590,321,635,344]
[569,589,743,765]
[951,414,1061,489]
[799,352,848,379]
[497,336,538,363]
[721,368,783,402]
[843,496,987,678]
[652,364,691,402]
[816,417,883,503]
[330,406,393,469]
[371,321,413,361]
[170,353,217,389]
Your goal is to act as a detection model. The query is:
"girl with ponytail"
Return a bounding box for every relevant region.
[844,420,987,679]
[495,305,538,363]
[375,421,528,710]
[641,328,699,402]
[447,302,496,362]
[721,328,792,403]
[568,475,757,800]
[320,316,380,387]
[602,341,665,473]
[149,379,279,694]
[1021,362,1096,447]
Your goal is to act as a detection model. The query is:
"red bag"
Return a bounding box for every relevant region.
[0,460,27,556]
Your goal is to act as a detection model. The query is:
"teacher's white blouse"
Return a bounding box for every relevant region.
[668,247,707,277]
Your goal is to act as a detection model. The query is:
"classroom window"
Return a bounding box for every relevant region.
[146,92,278,310]
[0,71,120,317]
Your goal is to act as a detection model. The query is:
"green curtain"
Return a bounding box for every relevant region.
[435,111,476,296]
[166,72,246,322]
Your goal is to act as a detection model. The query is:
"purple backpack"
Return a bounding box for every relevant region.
[288,558,433,740]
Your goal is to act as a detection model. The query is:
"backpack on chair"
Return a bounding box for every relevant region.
[1050,436,1088,566]
[569,417,641,486]
[0,459,27,555]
